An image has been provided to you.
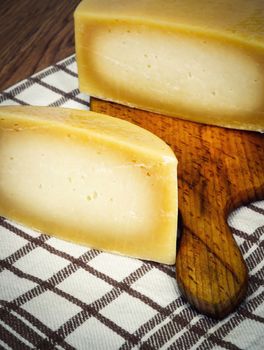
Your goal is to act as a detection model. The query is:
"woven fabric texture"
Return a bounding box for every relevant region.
[0,55,264,350]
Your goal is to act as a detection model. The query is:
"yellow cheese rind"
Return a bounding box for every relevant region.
[74,0,264,131]
[75,0,264,45]
[0,106,178,264]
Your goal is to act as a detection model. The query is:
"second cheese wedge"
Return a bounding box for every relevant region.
[0,106,178,264]
[75,0,264,131]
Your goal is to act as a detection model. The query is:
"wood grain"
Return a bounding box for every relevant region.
[91,97,264,319]
[0,0,80,91]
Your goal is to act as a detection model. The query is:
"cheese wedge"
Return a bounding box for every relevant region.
[74,0,264,131]
[0,106,178,264]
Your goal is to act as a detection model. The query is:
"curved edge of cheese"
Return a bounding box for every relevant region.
[0,106,178,264]
[74,0,264,132]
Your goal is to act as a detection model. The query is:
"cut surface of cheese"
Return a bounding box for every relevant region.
[74,0,264,131]
[0,106,178,264]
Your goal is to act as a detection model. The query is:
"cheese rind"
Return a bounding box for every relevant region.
[0,106,178,264]
[74,0,264,131]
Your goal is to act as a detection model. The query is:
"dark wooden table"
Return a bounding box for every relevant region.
[0,0,81,91]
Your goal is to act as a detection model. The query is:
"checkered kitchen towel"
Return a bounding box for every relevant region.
[0,55,264,350]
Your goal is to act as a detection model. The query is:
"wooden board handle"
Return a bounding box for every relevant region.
[176,126,264,318]
[177,223,248,319]
[176,167,249,319]
[90,98,264,318]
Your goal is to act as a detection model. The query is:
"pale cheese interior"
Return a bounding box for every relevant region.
[76,21,264,130]
[0,108,178,264]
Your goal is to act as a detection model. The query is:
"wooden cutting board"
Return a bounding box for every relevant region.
[91,98,264,319]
